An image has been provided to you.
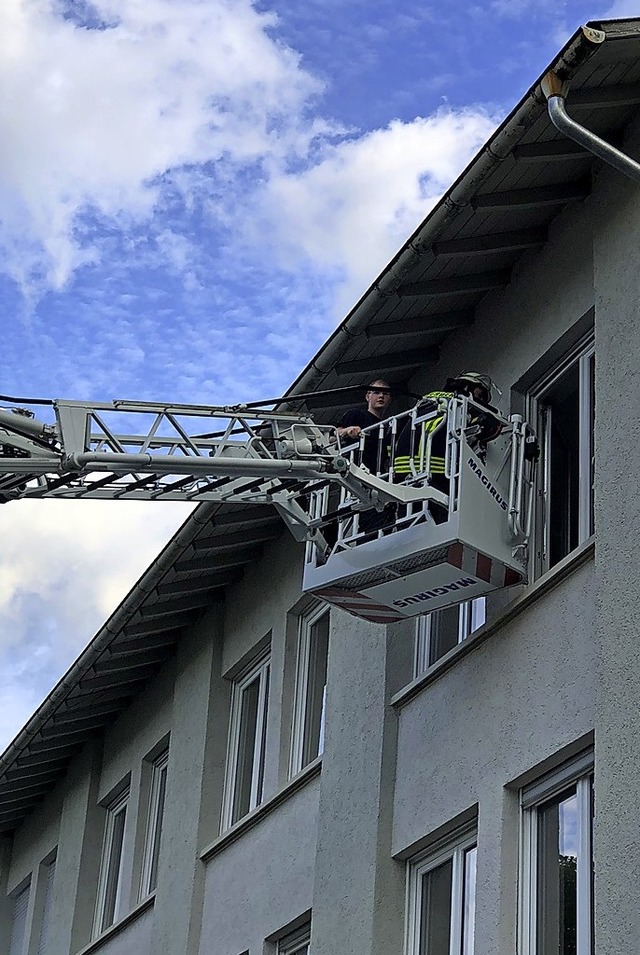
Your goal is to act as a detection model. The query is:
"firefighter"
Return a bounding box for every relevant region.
[393,372,502,522]
[336,379,395,535]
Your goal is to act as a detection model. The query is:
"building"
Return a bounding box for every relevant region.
[2,18,640,955]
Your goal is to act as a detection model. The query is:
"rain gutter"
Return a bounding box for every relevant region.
[543,53,640,183]
[287,24,606,399]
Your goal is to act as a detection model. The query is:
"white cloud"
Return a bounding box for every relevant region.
[0,0,325,294]
[0,499,191,748]
[0,2,505,754]
[251,107,499,314]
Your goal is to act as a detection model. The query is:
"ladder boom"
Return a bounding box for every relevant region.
[0,392,538,621]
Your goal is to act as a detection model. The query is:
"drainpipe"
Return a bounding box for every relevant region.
[542,62,640,183]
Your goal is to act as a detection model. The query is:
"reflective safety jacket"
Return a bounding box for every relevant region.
[393,391,502,478]
[393,391,452,477]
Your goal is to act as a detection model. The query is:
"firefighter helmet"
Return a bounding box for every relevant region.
[446,372,494,404]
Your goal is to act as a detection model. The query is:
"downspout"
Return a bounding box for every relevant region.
[543,33,640,183]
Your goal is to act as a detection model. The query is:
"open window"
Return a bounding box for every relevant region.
[529,337,594,576]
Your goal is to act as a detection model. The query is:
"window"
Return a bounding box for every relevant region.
[407,830,477,955]
[93,789,129,937]
[290,606,329,775]
[529,339,594,576]
[520,752,594,955]
[36,857,56,955]
[139,750,169,899]
[278,925,311,955]
[8,882,31,955]
[222,653,270,829]
[415,599,486,675]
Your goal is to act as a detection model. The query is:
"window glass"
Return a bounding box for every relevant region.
[36,858,56,955]
[415,598,486,676]
[278,924,311,955]
[9,883,30,955]
[223,654,270,829]
[291,606,330,775]
[408,830,477,955]
[521,755,593,955]
[537,789,578,955]
[531,340,594,575]
[462,846,477,955]
[139,750,169,898]
[420,857,453,953]
[93,789,129,937]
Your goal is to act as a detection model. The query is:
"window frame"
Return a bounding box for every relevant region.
[93,788,129,938]
[221,651,271,830]
[406,828,477,955]
[8,880,31,955]
[35,855,56,955]
[277,924,311,955]
[138,749,169,900]
[289,604,330,777]
[414,598,486,676]
[519,751,594,955]
[527,336,595,578]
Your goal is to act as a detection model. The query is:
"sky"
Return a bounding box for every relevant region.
[0,0,633,750]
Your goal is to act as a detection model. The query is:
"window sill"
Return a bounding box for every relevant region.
[200,756,322,863]
[391,537,595,709]
[74,894,155,955]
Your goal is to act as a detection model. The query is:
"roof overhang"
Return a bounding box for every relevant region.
[3,18,640,831]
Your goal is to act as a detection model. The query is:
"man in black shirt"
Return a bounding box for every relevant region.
[336,379,394,535]
[337,379,393,474]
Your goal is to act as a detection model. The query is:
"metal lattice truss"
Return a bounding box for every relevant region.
[0,398,442,551]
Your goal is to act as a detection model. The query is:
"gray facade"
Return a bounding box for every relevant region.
[2,19,640,955]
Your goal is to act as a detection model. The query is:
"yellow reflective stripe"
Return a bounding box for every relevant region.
[393,456,446,474]
[393,455,413,474]
[422,415,445,434]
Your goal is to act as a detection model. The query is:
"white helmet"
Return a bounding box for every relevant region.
[446,372,495,404]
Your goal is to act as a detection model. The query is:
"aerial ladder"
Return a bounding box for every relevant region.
[0,392,536,624]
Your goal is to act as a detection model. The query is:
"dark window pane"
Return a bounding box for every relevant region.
[255,668,269,806]
[148,764,167,892]
[420,859,453,955]
[537,788,578,955]
[544,363,580,568]
[587,352,595,538]
[429,607,459,664]
[302,612,329,765]
[232,677,260,823]
[102,805,126,931]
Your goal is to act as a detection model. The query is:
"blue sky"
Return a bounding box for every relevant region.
[0,0,631,748]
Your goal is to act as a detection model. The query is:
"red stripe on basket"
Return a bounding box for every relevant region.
[476,552,492,582]
[504,566,523,586]
[447,542,464,568]
[314,588,404,622]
